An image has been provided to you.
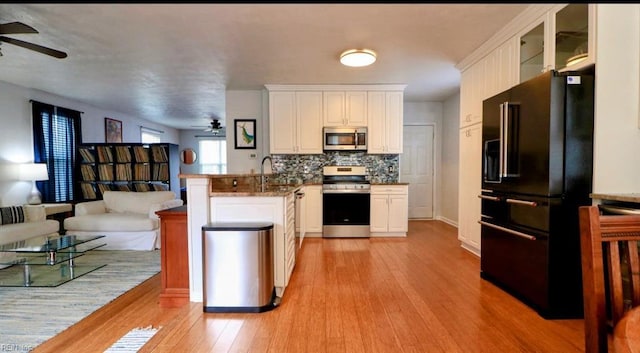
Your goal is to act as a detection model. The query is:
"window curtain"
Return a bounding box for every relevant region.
[32,101,82,202]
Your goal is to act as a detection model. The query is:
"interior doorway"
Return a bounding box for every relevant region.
[400,124,434,219]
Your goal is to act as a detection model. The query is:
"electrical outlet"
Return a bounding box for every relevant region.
[388,166,394,173]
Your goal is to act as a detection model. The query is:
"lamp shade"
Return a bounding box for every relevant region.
[19,163,49,181]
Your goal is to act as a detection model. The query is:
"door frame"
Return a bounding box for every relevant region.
[399,122,436,219]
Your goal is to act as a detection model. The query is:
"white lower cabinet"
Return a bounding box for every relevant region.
[303,185,323,234]
[210,194,296,297]
[458,124,482,256]
[370,185,408,236]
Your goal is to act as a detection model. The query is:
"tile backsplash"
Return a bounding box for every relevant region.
[270,152,399,184]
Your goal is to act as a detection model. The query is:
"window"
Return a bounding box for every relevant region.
[32,101,82,202]
[198,139,227,174]
[141,127,162,143]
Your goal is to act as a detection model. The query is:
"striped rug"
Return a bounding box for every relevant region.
[0,250,160,351]
[104,326,160,353]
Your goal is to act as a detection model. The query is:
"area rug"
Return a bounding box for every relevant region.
[104,326,160,353]
[0,250,160,352]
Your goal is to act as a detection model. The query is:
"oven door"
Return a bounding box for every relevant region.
[322,190,370,238]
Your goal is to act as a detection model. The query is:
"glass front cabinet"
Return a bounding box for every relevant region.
[518,4,594,83]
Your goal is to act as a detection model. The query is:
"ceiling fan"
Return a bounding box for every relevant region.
[192,119,224,135]
[0,22,67,59]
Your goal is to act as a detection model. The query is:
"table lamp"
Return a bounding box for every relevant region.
[19,163,49,205]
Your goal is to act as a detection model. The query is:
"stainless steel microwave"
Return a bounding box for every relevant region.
[323,127,367,151]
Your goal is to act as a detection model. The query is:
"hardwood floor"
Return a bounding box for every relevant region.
[33,220,587,352]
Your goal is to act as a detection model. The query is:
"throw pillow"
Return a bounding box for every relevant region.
[0,206,25,225]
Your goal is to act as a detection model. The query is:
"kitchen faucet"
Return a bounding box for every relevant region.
[260,155,273,192]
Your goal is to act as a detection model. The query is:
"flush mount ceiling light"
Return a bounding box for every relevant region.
[340,49,377,67]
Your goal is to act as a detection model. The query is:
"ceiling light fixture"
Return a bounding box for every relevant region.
[340,49,377,67]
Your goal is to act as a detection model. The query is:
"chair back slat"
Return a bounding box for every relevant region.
[607,241,625,323]
[629,240,640,306]
[579,206,640,353]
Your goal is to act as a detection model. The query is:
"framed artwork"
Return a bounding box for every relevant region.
[105,118,123,143]
[234,119,256,149]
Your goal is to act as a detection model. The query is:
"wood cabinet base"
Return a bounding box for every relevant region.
[159,289,190,308]
[157,206,189,308]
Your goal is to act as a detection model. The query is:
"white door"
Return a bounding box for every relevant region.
[400,124,434,219]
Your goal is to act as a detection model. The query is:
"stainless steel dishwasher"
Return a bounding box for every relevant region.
[202,222,277,313]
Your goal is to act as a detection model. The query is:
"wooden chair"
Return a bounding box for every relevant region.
[579,205,640,353]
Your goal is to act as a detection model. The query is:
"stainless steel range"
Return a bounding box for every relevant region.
[322,166,370,238]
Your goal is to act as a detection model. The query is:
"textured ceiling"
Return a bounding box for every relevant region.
[0,4,528,129]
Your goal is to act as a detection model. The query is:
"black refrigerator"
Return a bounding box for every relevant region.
[479,67,594,319]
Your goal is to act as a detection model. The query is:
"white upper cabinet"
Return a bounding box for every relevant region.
[459,63,480,127]
[553,4,592,71]
[460,40,518,129]
[269,91,297,154]
[268,89,323,154]
[495,37,519,93]
[268,84,404,154]
[368,91,403,154]
[518,4,593,83]
[296,92,324,154]
[518,16,546,83]
[323,91,367,127]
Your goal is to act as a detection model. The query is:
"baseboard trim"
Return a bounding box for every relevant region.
[436,216,458,228]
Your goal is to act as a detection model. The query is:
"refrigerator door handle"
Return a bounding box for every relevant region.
[479,220,537,241]
[502,101,510,178]
[506,198,538,207]
[498,103,505,180]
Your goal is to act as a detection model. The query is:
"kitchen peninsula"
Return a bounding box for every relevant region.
[181,173,302,302]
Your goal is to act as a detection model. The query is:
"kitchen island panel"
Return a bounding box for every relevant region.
[210,195,294,297]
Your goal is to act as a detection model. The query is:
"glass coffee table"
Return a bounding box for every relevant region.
[0,234,106,287]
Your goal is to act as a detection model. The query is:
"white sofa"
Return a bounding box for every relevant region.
[63,191,183,250]
[0,205,59,268]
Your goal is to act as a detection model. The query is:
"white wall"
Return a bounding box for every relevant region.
[403,101,443,218]
[225,90,266,174]
[440,93,460,225]
[593,5,640,193]
[0,80,179,206]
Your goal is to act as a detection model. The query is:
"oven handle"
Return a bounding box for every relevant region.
[478,220,537,241]
[322,189,371,194]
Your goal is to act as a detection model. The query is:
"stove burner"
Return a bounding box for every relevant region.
[322,165,370,192]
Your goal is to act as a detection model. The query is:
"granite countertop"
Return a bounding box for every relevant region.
[371,182,409,185]
[179,173,266,179]
[210,184,303,197]
[590,193,640,203]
